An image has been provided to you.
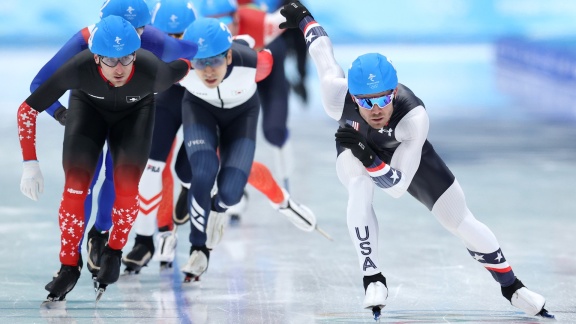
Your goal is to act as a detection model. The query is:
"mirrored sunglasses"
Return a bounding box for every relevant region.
[99,53,136,67]
[191,51,228,70]
[353,92,394,110]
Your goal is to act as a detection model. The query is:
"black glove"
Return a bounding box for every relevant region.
[279,1,313,29]
[53,106,68,126]
[293,80,308,104]
[335,127,376,167]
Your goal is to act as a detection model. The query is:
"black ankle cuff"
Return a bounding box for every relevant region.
[501,278,524,301]
[363,273,387,291]
[134,234,154,248]
[103,245,123,256]
[190,245,210,258]
[88,225,108,238]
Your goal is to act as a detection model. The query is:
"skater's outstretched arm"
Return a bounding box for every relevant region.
[279,2,347,121]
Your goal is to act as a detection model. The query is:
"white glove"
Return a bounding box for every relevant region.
[20,160,44,201]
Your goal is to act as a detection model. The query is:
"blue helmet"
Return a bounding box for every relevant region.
[151,0,198,34]
[89,15,142,57]
[182,17,233,59]
[100,0,152,28]
[200,0,237,25]
[347,53,398,95]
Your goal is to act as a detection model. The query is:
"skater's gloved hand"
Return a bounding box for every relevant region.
[256,49,274,82]
[20,160,44,201]
[292,80,308,104]
[53,106,67,126]
[335,126,376,167]
[279,1,313,29]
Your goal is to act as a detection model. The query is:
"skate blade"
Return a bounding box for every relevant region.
[92,275,98,293]
[538,308,555,319]
[315,226,333,241]
[40,299,66,310]
[95,285,107,306]
[183,273,201,283]
[372,306,381,322]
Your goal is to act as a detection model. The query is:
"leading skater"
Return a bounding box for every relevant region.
[18,16,191,305]
[278,1,552,320]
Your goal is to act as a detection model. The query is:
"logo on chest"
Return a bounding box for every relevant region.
[126,96,141,103]
[378,127,393,136]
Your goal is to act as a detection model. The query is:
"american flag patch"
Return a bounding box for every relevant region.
[346,120,360,131]
[299,17,328,49]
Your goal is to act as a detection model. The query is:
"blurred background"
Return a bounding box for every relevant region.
[2,0,576,120]
[3,0,576,44]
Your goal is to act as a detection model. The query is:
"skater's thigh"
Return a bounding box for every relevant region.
[107,105,155,191]
[63,99,107,182]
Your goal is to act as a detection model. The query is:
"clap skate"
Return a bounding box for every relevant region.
[86,226,109,291]
[502,278,554,318]
[173,185,190,225]
[206,211,227,249]
[153,229,178,270]
[181,246,210,283]
[362,273,388,321]
[122,235,154,275]
[272,189,333,241]
[95,246,122,304]
[41,258,82,309]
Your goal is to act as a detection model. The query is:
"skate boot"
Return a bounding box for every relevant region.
[206,210,227,249]
[226,190,248,226]
[363,273,388,321]
[173,185,190,225]
[272,189,317,232]
[42,257,82,307]
[122,235,155,274]
[181,245,210,283]
[153,228,178,270]
[97,246,122,285]
[94,246,122,303]
[502,278,554,318]
[86,226,109,288]
[44,271,59,293]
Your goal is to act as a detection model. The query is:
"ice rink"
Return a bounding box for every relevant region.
[1,44,575,323]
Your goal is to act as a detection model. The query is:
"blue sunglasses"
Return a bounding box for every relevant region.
[191,51,228,70]
[353,92,394,110]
